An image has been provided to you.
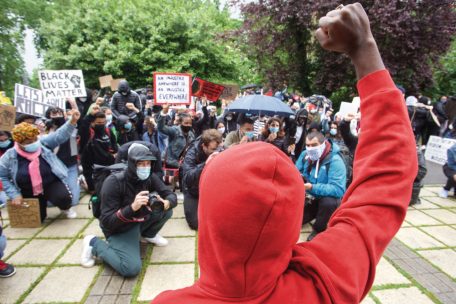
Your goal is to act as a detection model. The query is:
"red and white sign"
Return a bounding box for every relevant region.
[153,72,192,105]
[192,78,225,102]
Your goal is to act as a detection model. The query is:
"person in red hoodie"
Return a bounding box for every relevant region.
[151,3,417,303]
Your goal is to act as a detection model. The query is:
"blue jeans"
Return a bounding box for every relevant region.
[67,164,80,206]
[0,235,6,259]
[0,191,7,208]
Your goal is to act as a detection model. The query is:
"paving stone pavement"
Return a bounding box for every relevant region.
[0,186,455,303]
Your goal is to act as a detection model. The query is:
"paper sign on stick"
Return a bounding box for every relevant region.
[0,104,16,131]
[338,102,359,118]
[99,75,113,88]
[14,83,65,117]
[425,136,456,165]
[7,199,41,228]
[110,79,125,91]
[39,70,86,100]
[153,73,192,105]
[220,84,240,101]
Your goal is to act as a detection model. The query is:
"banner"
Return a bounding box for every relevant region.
[425,136,456,165]
[99,75,113,88]
[0,104,16,131]
[110,78,125,91]
[14,83,65,117]
[153,73,192,104]
[39,70,86,100]
[192,78,225,102]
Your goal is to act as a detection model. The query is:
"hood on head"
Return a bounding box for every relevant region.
[126,143,156,178]
[197,142,304,299]
[116,114,130,126]
[118,80,130,94]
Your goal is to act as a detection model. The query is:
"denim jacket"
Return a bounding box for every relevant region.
[0,122,77,199]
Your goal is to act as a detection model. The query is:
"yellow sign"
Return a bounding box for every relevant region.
[0,91,12,105]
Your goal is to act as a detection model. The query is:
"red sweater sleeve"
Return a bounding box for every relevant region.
[291,70,417,303]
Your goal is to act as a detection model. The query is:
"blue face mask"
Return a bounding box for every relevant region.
[22,140,41,153]
[245,131,255,139]
[124,122,132,131]
[0,140,11,148]
[136,167,151,180]
[269,127,279,133]
[330,129,338,136]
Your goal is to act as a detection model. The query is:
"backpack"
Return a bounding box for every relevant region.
[325,150,353,189]
[89,163,127,218]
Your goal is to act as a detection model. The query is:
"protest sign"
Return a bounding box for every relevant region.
[7,199,41,228]
[0,91,12,105]
[425,136,456,165]
[153,73,192,104]
[39,70,86,100]
[338,102,359,118]
[0,104,16,131]
[14,83,65,117]
[110,78,125,91]
[99,75,113,88]
[220,84,239,100]
[192,78,225,102]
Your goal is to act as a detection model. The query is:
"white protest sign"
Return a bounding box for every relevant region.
[14,84,65,117]
[153,73,192,104]
[425,136,456,165]
[39,70,86,100]
[338,102,359,118]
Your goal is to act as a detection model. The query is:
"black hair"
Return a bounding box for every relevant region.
[45,106,64,119]
[93,112,106,120]
[16,113,36,124]
[178,113,192,124]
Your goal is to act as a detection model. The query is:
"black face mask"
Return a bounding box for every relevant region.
[52,117,66,127]
[181,125,192,133]
[93,124,106,135]
[146,95,153,100]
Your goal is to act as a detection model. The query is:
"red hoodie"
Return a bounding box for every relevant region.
[151,70,417,303]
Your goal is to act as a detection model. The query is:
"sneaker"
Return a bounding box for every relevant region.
[81,235,96,268]
[306,230,318,242]
[439,189,448,198]
[142,234,168,246]
[0,260,16,278]
[62,207,77,219]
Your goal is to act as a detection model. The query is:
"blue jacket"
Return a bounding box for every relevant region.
[295,140,346,198]
[0,122,77,199]
[447,143,456,171]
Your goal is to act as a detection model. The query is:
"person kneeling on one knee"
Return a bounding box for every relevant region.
[81,144,177,277]
[296,131,347,241]
[182,129,223,230]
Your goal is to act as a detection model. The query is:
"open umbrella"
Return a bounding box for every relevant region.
[240,84,260,90]
[227,95,294,117]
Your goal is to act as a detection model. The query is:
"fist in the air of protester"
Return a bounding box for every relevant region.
[315,3,374,58]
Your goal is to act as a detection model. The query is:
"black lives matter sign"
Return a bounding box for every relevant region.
[14,84,66,117]
[39,70,86,100]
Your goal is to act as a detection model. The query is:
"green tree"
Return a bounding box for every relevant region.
[432,40,456,97]
[0,0,48,97]
[36,0,258,90]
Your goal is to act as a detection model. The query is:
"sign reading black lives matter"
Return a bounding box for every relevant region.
[153,72,192,105]
[14,84,63,117]
[39,70,86,101]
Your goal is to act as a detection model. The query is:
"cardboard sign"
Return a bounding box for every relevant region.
[7,199,41,228]
[220,84,239,101]
[338,102,359,118]
[39,70,86,100]
[14,83,65,117]
[110,78,125,91]
[99,75,113,88]
[153,73,192,104]
[0,104,16,131]
[425,136,456,165]
[192,78,225,102]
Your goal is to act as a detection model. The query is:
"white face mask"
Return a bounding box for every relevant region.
[307,142,326,161]
[217,127,225,134]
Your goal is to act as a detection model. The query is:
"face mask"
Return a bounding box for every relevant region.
[226,116,233,121]
[0,140,11,148]
[330,129,337,136]
[307,142,326,161]
[106,115,112,124]
[245,131,255,139]
[79,97,87,102]
[181,125,192,133]
[67,115,72,122]
[136,167,151,180]
[22,140,41,153]
[121,92,128,96]
[93,124,106,134]
[217,127,225,134]
[52,117,66,127]
[269,127,279,133]
[124,122,132,131]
